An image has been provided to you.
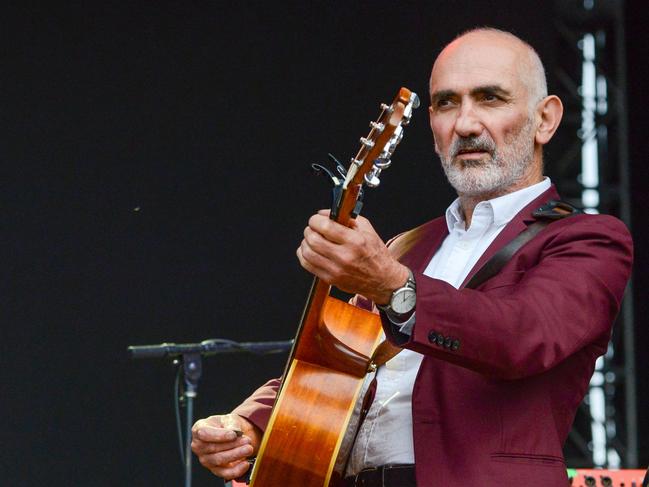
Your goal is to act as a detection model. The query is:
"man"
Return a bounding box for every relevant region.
[191,28,633,486]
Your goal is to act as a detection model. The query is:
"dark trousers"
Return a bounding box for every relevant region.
[342,465,417,487]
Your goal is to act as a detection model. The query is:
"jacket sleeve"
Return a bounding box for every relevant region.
[383,214,633,380]
[231,379,280,433]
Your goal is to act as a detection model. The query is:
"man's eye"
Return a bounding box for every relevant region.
[482,94,499,102]
[436,99,453,108]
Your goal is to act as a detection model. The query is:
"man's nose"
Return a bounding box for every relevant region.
[454,103,483,137]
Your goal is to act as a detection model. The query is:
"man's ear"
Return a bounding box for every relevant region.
[535,95,563,145]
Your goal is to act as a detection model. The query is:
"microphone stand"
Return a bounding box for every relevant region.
[181,351,201,487]
[128,339,293,487]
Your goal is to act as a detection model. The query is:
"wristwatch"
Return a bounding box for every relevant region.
[377,268,416,317]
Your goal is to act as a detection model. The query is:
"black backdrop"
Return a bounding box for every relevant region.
[3,2,648,485]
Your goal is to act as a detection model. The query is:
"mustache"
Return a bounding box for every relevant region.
[450,135,496,158]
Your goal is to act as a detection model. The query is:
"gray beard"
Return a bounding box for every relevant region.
[437,118,535,197]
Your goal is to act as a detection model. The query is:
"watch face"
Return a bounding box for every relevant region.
[391,288,416,314]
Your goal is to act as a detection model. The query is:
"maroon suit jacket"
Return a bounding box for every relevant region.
[233,186,633,486]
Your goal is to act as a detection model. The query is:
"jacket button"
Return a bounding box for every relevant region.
[444,337,452,349]
[451,339,460,351]
[437,334,445,346]
[428,331,438,344]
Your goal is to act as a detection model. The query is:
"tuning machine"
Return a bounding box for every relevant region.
[401,92,420,126]
[363,126,402,187]
[362,92,419,188]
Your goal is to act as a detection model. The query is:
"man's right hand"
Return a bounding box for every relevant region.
[191,413,262,480]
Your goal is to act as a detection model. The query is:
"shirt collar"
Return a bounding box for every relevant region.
[444,177,552,232]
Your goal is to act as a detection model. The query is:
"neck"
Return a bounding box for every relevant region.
[459,192,500,229]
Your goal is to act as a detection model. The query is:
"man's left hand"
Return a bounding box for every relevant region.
[296,210,409,305]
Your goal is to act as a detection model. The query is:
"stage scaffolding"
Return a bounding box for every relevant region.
[551,0,637,468]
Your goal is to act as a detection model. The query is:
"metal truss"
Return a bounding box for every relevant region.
[551,0,637,468]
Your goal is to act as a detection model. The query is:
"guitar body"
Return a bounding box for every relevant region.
[249,88,419,486]
[250,297,383,487]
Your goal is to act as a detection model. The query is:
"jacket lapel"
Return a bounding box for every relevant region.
[459,185,560,288]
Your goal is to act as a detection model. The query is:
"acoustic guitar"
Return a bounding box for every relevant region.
[249,87,419,487]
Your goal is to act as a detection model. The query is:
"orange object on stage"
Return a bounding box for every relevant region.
[568,469,647,486]
[231,468,648,486]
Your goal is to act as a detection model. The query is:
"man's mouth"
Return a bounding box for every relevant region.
[455,148,489,158]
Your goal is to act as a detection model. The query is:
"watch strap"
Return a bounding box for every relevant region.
[376,267,416,316]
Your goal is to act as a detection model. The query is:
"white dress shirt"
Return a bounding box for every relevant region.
[346,178,551,475]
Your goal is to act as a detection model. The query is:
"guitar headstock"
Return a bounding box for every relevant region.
[344,87,419,189]
[332,87,419,224]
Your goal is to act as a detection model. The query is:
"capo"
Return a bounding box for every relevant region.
[311,155,364,220]
[327,153,348,179]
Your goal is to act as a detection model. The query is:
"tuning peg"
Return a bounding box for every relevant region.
[410,92,421,109]
[384,126,404,154]
[364,167,381,188]
[360,137,375,149]
[380,103,393,114]
[402,92,421,126]
[373,158,391,169]
[369,121,385,133]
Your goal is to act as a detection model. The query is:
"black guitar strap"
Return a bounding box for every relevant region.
[464,199,582,289]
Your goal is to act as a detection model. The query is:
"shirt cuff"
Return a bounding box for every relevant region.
[385,311,416,336]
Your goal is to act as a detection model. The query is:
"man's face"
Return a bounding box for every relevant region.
[429,33,538,197]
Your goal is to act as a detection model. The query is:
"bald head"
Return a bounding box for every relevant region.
[431,28,548,112]
[427,27,564,203]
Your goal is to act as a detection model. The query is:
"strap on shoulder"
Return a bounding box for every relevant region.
[465,199,583,289]
[532,199,583,220]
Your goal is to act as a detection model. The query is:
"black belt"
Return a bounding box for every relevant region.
[343,464,416,487]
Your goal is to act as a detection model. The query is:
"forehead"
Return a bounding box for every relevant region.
[430,34,527,95]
